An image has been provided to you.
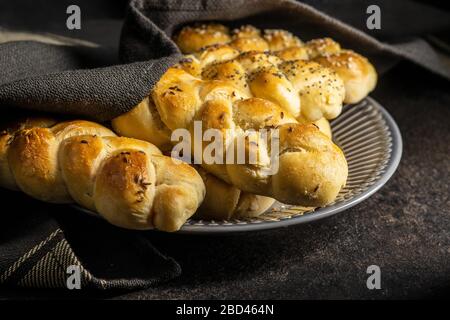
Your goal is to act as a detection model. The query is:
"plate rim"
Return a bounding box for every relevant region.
[73,96,403,234]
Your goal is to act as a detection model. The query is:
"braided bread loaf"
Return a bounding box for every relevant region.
[113,96,333,219]
[174,46,345,122]
[174,23,377,104]
[113,65,348,207]
[195,106,332,220]
[112,97,333,220]
[194,113,332,220]
[0,118,205,232]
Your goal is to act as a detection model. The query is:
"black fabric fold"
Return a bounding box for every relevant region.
[0,41,181,121]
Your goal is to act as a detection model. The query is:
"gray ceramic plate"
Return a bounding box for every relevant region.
[75,97,402,234]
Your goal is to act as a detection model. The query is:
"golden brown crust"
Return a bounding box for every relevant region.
[110,97,276,220]
[60,135,105,211]
[94,149,156,229]
[278,60,345,120]
[112,97,172,152]
[232,25,262,39]
[112,23,356,208]
[195,45,240,68]
[248,65,301,118]
[271,124,347,205]
[201,59,248,91]
[195,166,275,220]
[0,132,16,190]
[0,119,205,232]
[174,23,231,53]
[298,117,332,139]
[263,29,303,51]
[222,123,347,206]
[173,23,377,104]
[115,65,347,206]
[274,46,309,61]
[152,67,202,130]
[173,48,344,122]
[233,98,297,130]
[313,50,377,103]
[8,128,67,202]
[305,38,341,58]
[0,117,57,191]
[7,121,113,203]
[230,37,269,52]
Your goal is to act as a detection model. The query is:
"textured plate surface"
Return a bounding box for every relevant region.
[75,97,402,234]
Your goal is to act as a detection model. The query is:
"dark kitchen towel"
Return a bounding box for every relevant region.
[0,189,181,290]
[0,0,449,290]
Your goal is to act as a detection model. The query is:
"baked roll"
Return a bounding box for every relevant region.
[194,115,333,220]
[113,23,353,208]
[114,104,333,219]
[194,166,275,220]
[113,65,348,206]
[181,48,345,122]
[0,118,205,232]
[312,50,377,104]
[174,23,232,54]
[0,117,272,222]
[174,23,377,104]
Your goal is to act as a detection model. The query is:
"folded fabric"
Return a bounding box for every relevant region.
[0,189,181,289]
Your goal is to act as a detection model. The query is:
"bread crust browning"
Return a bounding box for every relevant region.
[0,119,205,232]
[0,117,57,191]
[112,23,364,209]
[174,23,377,104]
[174,23,231,53]
[195,166,275,220]
[115,65,348,206]
[112,97,172,152]
[7,121,114,203]
[313,50,377,103]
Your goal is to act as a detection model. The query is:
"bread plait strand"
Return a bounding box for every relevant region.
[175,23,377,104]
[0,119,205,232]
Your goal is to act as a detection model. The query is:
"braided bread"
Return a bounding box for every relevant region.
[194,166,275,220]
[113,66,348,207]
[175,47,345,122]
[193,113,333,220]
[193,109,333,219]
[112,97,333,219]
[0,117,272,223]
[174,23,377,104]
[0,118,205,232]
[113,23,360,208]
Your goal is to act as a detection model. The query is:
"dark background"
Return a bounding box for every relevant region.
[0,0,449,299]
[1,0,449,59]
